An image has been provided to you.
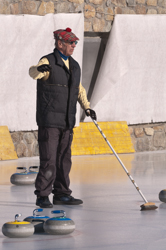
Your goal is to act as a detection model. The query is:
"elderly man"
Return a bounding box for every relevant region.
[29,27,96,208]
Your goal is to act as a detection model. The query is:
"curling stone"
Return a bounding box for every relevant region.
[24,208,49,233]
[2,214,34,238]
[159,189,166,202]
[10,166,38,185]
[43,210,75,235]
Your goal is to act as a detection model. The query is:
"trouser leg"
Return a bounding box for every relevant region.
[35,127,60,197]
[52,129,73,197]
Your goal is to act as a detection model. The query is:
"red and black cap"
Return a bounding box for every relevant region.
[53,27,79,42]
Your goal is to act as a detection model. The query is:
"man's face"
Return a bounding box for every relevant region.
[58,40,77,56]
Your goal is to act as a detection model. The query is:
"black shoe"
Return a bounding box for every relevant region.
[53,195,83,205]
[36,196,53,208]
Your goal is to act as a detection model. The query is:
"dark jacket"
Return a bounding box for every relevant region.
[36,48,81,129]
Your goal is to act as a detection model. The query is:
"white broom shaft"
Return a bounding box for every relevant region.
[92,119,148,203]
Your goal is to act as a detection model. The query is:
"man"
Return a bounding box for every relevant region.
[29,27,96,208]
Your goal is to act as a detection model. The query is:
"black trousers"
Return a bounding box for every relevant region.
[35,127,73,197]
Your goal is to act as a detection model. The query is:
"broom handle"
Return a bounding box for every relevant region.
[92,119,148,204]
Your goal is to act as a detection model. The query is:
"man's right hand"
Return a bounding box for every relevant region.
[37,64,52,73]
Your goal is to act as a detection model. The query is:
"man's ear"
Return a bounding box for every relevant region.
[57,40,63,49]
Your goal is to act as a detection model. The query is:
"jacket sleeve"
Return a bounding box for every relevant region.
[29,57,50,81]
[77,83,90,110]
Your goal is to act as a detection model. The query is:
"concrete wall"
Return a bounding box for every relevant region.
[6,24,166,157]
[2,1,166,156]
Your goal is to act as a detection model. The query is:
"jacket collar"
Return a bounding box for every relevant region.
[54,48,65,67]
[54,48,72,74]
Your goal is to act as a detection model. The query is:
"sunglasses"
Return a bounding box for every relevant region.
[62,40,78,45]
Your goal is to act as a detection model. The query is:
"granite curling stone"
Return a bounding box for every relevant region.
[10,167,37,185]
[24,208,49,233]
[43,210,75,235]
[159,189,166,202]
[2,214,34,238]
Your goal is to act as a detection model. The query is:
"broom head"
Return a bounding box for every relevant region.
[140,202,158,211]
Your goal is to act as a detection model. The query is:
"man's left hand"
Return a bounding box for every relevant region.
[85,109,97,120]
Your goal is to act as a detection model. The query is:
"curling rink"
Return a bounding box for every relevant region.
[0,151,166,250]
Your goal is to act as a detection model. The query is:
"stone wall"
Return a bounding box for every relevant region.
[11,130,39,158]
[1,0,166,32]
[129,123,166,152]
[10,122,166,157]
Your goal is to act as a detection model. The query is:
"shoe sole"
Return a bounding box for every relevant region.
[53,200,83,205]
[36,203,53,208]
